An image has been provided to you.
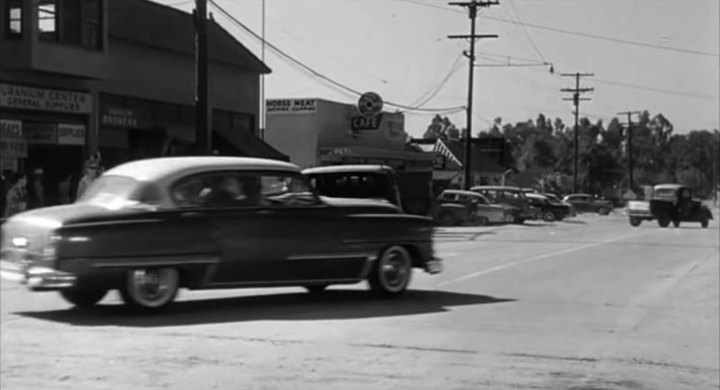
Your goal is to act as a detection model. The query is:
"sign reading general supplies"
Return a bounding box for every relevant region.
[0,83,93,114]
[266,99,317,115]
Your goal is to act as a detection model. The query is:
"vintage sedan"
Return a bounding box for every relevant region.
[434,189,514,226]
[0,157,442,310]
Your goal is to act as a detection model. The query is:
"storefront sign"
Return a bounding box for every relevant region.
[1,158,18,171]
[434,154,446,169]
[351,113,384,131]
[0,83,92,114]
[266,99,317,115]
[24,122,57,144]
[101,106,153,129]
[357,92,383,118]
[0,119,27,158]
[57,123,86,145]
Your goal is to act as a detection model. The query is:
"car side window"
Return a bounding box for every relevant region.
[171,172,262,209]
[260,174,320,207]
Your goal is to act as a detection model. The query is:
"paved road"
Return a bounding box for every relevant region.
[2,213,718,390]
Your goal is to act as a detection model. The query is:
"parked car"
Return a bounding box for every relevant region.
[303,165,402,209]
[470,186,536,224]
[542,193,576,217]
[0,157,442,310]
[648,184,713,228]
[627,200,653,227]
[434,189,514,226]
[562,194,613,215]
[525,193,568,222]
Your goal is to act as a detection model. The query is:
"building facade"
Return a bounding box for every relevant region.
[264,98,434,172]
[0,0,285,204]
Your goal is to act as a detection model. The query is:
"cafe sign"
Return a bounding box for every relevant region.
[0,119,27,158]
[0,83,92,114]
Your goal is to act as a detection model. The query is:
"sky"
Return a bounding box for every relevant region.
[153,0,720,138]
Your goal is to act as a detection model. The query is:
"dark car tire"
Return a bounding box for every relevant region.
[658,216,670,228]
[542,211,556,222]
[672,219,680,228]
[368,246,412,298]
[629,217,642,227]
[120,268,180,310]
[305,285,329,294]
[476,216,489,226]
[597,207,610,216]
[59,290,107,308]
[513,217,526,224]
[438,212,456,226]
[701,218,709,228]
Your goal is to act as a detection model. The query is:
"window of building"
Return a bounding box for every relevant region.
[38,0,57,42]
[5,1,22,38]
[81,0,102,49]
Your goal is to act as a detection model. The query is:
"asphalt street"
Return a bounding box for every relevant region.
[1,212,718,390]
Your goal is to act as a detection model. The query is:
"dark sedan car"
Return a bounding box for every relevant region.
[525,193,568,222]
[0,157,442,310]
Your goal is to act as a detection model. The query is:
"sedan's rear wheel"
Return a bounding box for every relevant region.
[629,217,642,227]
[542,211,556,222]
[120,268,180,309]
[369,246,412,298]
[701,218,709,228]
[59,290,107,309]
[438,212,456,226]
[658,216,670,228]
[476,216,489,226]
[598,207,610,215]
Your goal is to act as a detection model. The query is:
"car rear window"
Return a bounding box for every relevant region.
[309,172,392,200]
[76,175,145,204]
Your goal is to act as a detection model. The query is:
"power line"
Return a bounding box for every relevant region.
[395,0,719,57]
[410,53,466,108]
[208,0,465,113]
[505,0,547,62]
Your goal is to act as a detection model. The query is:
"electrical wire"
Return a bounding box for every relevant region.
[395,0,719,58]
[208,0,466,113]
[409,53,466,109]
[505,0,548,63]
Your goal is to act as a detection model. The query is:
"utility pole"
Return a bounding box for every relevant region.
[448,0,498,190]
[260,0,266,140]
[617,111,642,194]
[561,72,593,193]
[195,0,210,154]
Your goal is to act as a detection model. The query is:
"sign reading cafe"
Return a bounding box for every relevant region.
[0,83,93,114]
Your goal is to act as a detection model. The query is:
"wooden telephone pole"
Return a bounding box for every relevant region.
[561,72,593,193]
[618,111,642,193]
[195,0,210,154]
[448,0,498,190]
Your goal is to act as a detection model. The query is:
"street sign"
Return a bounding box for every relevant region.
[357,92,383,118]
[351,113,383,131]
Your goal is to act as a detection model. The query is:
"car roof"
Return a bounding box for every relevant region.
[302,165,394,174]
[104,156,300,182]
[565,193,591,197]
[525,193,547,199]
[654,183,684,190]
[441,189,483,197]
[471,186,522,191]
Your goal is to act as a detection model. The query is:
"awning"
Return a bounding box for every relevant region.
[214,129,289,162]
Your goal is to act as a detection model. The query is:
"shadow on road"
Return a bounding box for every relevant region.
[561,220,587,225]
[15,289,515,328]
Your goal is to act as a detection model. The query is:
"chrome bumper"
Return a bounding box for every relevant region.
[425,258,443,274]
[0,260,76,290]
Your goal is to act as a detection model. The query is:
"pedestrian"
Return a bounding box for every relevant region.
[28,167,45,209]
[5,173,28,218]
[76,158,101,199]
[0,169,13,216]
[58,174,72,204]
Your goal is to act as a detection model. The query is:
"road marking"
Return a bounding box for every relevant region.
[436,230,651,287]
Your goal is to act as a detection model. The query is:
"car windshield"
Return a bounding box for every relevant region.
[76,175,147,207]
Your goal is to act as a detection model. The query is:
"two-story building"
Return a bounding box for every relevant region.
[0,0,286,204]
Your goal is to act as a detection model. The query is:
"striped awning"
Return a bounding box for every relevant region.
[434,139,462,167]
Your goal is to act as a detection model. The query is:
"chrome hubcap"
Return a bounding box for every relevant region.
[132,269,173,302]
[381,250,409,290]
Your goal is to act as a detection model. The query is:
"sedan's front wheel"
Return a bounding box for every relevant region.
[542,211,556,222]
[120,268,180,310]
[60,289,107,309]
[369,246,412,298]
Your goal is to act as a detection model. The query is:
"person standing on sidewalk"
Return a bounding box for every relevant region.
[4,173,28,218]
[76,159,101,199]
